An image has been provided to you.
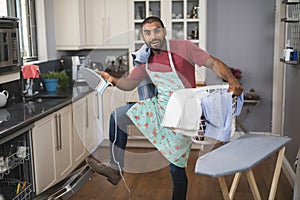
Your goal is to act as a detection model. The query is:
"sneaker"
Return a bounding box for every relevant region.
[86,158,122,185]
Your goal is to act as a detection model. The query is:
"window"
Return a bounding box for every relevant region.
[0,0,8,16]
[7,0,38,62]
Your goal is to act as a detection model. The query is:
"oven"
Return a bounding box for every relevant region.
[0,125,34,200]
[0,17,20,74]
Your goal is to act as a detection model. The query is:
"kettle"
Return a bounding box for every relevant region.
[0,90,9,108]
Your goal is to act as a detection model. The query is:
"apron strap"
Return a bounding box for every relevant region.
[146,40,176,72]
[166,41,176,71]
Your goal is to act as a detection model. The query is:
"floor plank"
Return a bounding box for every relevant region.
[70,146,294,200]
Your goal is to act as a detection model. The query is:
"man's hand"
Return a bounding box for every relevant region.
[95,69,141,91]
[228,79,243,96]
[204,56,244,96]
[95,70,116,85]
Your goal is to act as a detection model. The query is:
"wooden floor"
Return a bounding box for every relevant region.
[70,146,294,200]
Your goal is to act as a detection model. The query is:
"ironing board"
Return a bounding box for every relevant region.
[195,134,291,200]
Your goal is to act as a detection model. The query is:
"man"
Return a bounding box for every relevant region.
[86,16,243,200]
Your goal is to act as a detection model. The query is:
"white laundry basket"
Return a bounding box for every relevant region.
[191,85,238,144]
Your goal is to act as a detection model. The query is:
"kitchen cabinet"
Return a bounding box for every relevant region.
[72,91,103,159]
[72,96,87,166]
[280,1,300,66]
[85,0,130,49]
[129,0,207,83]
[170,0,206,48]
[102,87,137,139]
[53,0,85,50]
[32,105,73,195]
[102,87,125,139]
[85,91,103,152]
[131,0,206,49]
[131,0,163,50]
[53,0,130,50]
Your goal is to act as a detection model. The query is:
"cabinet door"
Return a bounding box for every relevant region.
[32,114,56,195]
[84,0,105,47]
[102,87,127,139]
[55,106,73,179]
[85,0,130,48]
[104,0,130,47]
[85,92,98,153]
[72,97,87,166]
[53,0,86,50]
[96,92,104,145]
[32,105,74,195]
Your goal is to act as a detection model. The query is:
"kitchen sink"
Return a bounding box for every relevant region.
[24,94,70,103]
[34,94,70,99]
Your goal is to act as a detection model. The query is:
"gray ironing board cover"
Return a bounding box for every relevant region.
[195,134,291,177]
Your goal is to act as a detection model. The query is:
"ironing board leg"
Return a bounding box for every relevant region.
[229,172,242,199]
[245,169,261,200]
[268,147,285,200]
[218,176,230,200]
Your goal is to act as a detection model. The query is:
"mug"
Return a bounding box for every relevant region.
[17,146,28,159]
[0,156,8,173]
[0,90,9,108]
[0,109,10,123]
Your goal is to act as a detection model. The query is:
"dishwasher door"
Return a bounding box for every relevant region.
[0,125,34,200]
[33,164,93,200]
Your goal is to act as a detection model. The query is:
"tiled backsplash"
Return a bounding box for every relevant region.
[0,59,61,104]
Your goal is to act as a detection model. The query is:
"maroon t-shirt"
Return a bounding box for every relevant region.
[128,40,210,88]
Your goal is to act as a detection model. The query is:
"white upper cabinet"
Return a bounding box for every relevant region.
[53,0,86,50]
[53,0,130,50]
[85,0,130,49]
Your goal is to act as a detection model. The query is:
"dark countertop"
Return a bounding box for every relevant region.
[0,82,92,141]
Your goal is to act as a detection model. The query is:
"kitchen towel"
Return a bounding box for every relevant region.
[22,65,40,79]
[131,44,151,66]
[131,44,157,100]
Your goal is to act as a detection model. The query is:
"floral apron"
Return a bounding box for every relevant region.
[126,42,192,167]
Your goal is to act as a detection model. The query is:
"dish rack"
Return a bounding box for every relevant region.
[191,85,238,144]
[0,141,30,179]
[0,178,32,200]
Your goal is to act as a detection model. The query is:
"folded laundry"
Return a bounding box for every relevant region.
[161,88,209,137]
[201,90,234,142]
[22,65,40,79]
[162,85,244,141]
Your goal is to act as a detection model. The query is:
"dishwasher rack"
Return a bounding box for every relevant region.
[0,178,32,200]
[0,126,34,200]
[0,141,30,179]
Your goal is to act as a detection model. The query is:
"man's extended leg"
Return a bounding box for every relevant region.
[86,103,134,185]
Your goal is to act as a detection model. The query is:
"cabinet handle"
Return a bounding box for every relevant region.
[96,93,99,119]
[102,17,105,41]
[107,17,110,39]
[54,114,60,151]
[58,113,62,150]
[86,98,89,128]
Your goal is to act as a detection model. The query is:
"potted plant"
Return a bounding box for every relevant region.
[41,70,70,92]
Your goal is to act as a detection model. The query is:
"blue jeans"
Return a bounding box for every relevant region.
[108,103,188,200]
[109,103,134,169]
